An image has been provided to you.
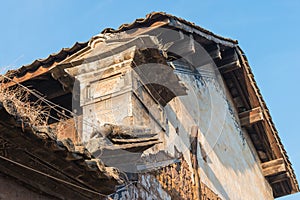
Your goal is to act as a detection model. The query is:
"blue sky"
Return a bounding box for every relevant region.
[0,1,299,199]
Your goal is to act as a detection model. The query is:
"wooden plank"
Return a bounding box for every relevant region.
[239,107,264,127]
[104,140,162,150]
[263,164,286,177]
[190,126,201,200]
[218,60,241,74]
[111,137,159,143]
[217,48,241,73]
[231,71,251,110]
[261,158,284,169]
[261,158,287,177]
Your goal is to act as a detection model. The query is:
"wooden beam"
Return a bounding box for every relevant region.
[217,48,241,73]
[268,172,290,184]
[239,107,264,127]
[261,158,287,177]
[231,71,251,110]
[111,137,159,143]
[190,126,201,200]
[103,140,162,151]
[218,60,241,74]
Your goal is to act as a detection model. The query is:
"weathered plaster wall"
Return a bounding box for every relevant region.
[70,45,274,199]
[0,173,56,200]
[155,62,274,200]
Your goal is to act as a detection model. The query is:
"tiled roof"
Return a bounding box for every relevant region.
[5,42,88,79]
[5,12,237,80]
[0,101,122,199]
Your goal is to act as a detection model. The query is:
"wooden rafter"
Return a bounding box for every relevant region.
[261,158,287,177]
[239,107,264,127]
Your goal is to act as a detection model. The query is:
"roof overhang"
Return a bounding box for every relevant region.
[0,101,121,199]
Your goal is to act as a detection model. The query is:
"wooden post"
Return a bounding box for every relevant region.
[190,126,201,200]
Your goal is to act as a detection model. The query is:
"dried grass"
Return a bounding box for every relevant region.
[0,80,51,127]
